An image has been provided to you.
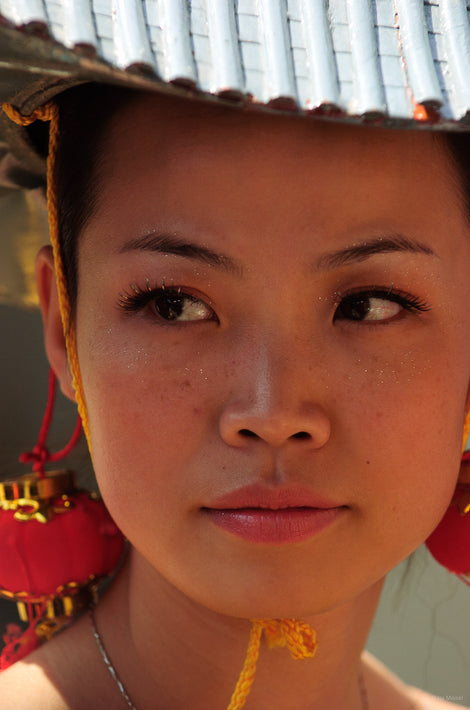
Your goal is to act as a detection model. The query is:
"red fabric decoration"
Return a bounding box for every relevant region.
[426,484,470,577]
[2,623,22,647]
[0,627,40,670]
[0,493,124,597]
[426,451,470,578]
[0,369,126,670]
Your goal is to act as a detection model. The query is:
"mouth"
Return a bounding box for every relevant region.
[202,484,347,545]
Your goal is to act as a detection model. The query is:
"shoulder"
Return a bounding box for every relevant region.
[0,655,68,709]
[0,613,112,710]
[362,652,470,710]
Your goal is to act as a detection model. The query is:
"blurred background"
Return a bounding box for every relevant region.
[0,192,469,703]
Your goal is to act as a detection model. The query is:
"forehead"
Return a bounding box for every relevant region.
[90,91,464,245]
[102,91,456,185]
[104,91,451,160]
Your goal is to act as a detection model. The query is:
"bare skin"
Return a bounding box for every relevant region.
[1,93,470,709]
[0,594,466,710]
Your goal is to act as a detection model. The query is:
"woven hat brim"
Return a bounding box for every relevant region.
[3,0,470,128]
[2,0,470,307]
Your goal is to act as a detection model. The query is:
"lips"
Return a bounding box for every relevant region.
[202,484,346,544]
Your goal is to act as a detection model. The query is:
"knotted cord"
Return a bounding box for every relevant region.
[18,367,82,477]
[227,619,317,710]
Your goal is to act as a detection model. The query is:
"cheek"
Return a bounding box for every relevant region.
[88,368,210,445]
[336,343,466,524]
[76,325,221,500]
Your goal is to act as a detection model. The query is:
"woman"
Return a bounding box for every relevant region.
[0,2,469,708]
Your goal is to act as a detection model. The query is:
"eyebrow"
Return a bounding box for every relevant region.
[118,232,243,275]
[316,234,436,270]
[119,231,435,274]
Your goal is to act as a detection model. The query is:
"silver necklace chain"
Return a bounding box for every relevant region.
[89,606,369,710]
[89,607,137,710]
[359,669,370,710]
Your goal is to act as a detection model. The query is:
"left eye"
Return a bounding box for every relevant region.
[334,292,414,322]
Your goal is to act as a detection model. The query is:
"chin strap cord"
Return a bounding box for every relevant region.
[2,101,91,450]
[464,412,470,453]
[227,619,318,710]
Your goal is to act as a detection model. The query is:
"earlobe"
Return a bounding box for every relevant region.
[35,245,75,402]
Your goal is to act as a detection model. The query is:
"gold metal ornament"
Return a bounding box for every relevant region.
[0,469,75,523]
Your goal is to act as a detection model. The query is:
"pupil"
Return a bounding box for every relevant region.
[342,296,370,320]
[155,291,184,320]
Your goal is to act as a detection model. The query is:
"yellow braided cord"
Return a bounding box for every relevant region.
[226,621,263,710]
[2,103,91,448]
[227,619,317,710]
[2,102,54,126]
[261,618,318,659]
[463,410,470,453]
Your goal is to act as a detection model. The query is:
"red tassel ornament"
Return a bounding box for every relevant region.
[0,370,125,669]
[425,451,470,582]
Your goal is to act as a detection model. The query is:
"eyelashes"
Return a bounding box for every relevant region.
[117,281,216,323]
[117,280,431,326]
[333,288,431,323]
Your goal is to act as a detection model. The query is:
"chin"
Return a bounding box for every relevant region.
[180,575,366,622]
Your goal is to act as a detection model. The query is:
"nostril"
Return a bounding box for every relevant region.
[291,431,311,440]
[239,429,259,438]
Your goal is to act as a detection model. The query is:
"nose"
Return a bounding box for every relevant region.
[218,339,331,450]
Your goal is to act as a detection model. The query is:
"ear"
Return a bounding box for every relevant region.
[35,245,75,402]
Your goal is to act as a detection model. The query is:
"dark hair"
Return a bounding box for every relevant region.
[54,86,470,312]
[442,132,470,222]
[55,83,137,311]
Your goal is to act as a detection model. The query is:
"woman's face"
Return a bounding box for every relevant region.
[64,94,470,618]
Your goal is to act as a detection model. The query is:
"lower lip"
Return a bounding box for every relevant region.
[203,507,344,544]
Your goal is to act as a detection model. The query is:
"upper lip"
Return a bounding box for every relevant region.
[204,483,344,510]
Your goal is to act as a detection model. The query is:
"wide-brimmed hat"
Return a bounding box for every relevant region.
[2,0,470,305]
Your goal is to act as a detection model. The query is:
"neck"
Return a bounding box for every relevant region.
[96,548,384,710]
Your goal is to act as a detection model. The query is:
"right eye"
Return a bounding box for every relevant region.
[118,284,216,323]
[151,288,214,322]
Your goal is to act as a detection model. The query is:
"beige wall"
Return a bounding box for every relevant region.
[368,553,470,704]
